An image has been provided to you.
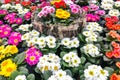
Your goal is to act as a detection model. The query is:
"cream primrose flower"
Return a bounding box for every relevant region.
[1,4,11,9]
[84,65,109,80]
[101,0,114,10]
[86,36,97,42]
[55,70,67,79]
[61,38,71,47]
[82,31,92,37]
[15,75,27,80]
[48,75,57,80]
[63,52,81,67]
[37,53,61,73]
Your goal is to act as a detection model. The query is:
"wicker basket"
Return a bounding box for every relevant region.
[32,9,86,39]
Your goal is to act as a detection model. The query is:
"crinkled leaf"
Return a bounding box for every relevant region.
[18,67,28,75]
[8,71,20,80]
[27,74,35,80]
[81,57,86,64]
[43,71,52,80]
[14,52,25,65]
[104,67,114,75]
[65,70,72,77]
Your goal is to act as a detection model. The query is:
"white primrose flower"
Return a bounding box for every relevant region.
[46,35,56,43]
[48,75,57,80]
[63,54,71,63]
[82,31,91,37]
[15,75,26,80]
[71,57,81,67]
[63,52,81,67]
[85,36,97,42]
[48,70,73,80]
[1,4,11,9]
[31,30,40,37]
[47,42,56,48]
[71,38,79,48]
[84,65,109,80]
[18,24,30,31]
[61,38,71,47]
[108,9,120,16]
[37,36,46,44]
[115,1,120,7]
[22,33,30,40]
[15,4,23,10]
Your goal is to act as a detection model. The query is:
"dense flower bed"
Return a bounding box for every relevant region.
[0,0,120,80]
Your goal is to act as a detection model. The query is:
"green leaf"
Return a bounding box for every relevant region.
[60,51,67,57]
[14,52,25,65]
[34,67,41,74]
[104,67,114,75]
[27,74,35,80]
[78,34,85,42]
[0,76,7,80]
[8,71,20,80]
[84,62,92,69]
[18,67,28,75]
[81,57,86,64]
[62,61,69,67]
[65,70,72,77]
[43,71,52,80]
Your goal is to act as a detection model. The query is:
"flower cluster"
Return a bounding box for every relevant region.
[25,47,42,66]
[37,0,82,24]
[1,4,29,15]
[108,30,120,41]
[0,45,18,60]
[84,65,109,80]
[106,41,120,58]
[61,37,79,48]
[8,32,22,45]
[15,75,27,80]
[48,70,73,80]
[82,22,103,42]
[101,0,114,10]
[38,6,55,18]
[63,51,81,67]
[18,24,32,31]
[0,10,8,15]
[81,44,100,57]
[37,53,61,73]
[108,9,120,16]
[105,16,120,30]
[4,12,23,25]
[70,4,81,14]
[85,4,105,22]
[0,59,17,77]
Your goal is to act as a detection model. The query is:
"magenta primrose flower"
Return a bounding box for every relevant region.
[86,14,100,22]
[70,4,81,14]
[15,18,23,24]
[0,24,12,38]
[8,32,22,45]
[95,10,105,16]
[0,20,3,25]
[25,47,42,66]
[0,10,8,15]
[24,12,32,20]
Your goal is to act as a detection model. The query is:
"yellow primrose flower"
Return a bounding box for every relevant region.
[51,0,61,4]
[0,59,17,77]
[5,45,18,54]
[0,45,4,51]
[1,63,17,77]
[56,9,70,19]
[0,59,12,69]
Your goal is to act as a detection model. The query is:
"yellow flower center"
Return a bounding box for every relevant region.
[6,67,13,72]
[4,31,8,35]
[44,66,49,71]
[89,71,94,76]
[100,70,105,75]
[54,66,58,70]
[30,56,35,61]
[14,39,18,43]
